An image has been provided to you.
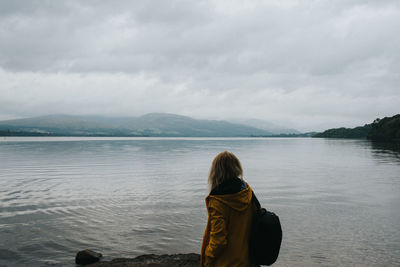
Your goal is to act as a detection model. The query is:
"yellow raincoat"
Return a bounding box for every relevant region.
[201,184,256,267]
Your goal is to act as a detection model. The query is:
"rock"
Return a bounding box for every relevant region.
[88,253,200,267]
[76,249,103,265]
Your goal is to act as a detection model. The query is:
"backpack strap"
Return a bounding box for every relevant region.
[251,190,261,210]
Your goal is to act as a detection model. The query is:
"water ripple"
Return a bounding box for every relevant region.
[1,138,400,266]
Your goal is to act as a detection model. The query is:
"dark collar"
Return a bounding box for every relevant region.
[210,177,247,195]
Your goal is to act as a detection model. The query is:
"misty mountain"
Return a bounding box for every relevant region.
[0,113,277,137]
[232,118,300,134]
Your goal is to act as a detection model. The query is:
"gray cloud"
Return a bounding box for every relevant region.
[0,0,399,131]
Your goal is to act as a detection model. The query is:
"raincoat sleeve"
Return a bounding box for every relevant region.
[204,203,228,263]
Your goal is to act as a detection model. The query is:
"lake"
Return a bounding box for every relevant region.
[0,137,399,266]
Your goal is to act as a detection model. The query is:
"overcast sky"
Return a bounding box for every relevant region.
[0,0,399,131]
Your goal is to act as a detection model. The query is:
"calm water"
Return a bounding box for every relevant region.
[0,137,399,266]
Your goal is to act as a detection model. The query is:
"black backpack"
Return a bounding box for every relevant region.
[249,191,282,266]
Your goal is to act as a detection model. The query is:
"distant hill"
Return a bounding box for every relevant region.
[232,118,300,134]
[0,113,275,137]
[314,114,400,141]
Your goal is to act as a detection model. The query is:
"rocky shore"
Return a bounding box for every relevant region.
[75,250,200,267]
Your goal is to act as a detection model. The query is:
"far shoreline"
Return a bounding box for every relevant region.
[1,135,315,142]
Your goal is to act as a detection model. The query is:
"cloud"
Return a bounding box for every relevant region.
[0,0,399,131]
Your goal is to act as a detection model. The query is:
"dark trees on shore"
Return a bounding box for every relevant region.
[367,114,400,142]
[314,114,400,142]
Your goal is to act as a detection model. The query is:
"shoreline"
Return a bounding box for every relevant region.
[77,252,200,266]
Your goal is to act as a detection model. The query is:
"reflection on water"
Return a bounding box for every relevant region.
[370,141,400,163]
[0,137,399,266]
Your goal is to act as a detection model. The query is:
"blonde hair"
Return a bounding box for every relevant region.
[208,151,243,192]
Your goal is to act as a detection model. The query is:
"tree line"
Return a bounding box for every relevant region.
[314,114,400,142]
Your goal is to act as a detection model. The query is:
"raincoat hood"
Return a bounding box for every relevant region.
[206,184,252,212]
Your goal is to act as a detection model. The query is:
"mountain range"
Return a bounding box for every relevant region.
[0,113,299,137]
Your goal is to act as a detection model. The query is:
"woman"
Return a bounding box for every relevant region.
[201,151,256,267]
